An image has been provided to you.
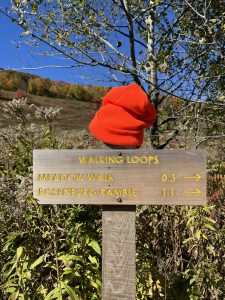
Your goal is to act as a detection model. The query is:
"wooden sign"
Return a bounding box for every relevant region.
[33,149,206,205]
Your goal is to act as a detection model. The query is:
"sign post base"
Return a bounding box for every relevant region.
[102,205,136,300]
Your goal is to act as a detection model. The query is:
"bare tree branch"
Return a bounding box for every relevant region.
[184,0,206,20]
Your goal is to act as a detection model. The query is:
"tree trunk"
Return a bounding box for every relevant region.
[145,0,159,147]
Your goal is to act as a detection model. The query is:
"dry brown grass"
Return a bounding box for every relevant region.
[0,90,98,137]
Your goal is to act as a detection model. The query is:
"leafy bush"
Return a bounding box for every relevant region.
[0,99,101,299]
[0,97,224,299]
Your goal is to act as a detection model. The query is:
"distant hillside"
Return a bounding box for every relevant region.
[0,90,99,136]
[0,70,110,102]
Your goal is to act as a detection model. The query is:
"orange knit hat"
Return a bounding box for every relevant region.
[89,83,156,147]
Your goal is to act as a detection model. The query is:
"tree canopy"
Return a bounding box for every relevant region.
[1,0,224,102]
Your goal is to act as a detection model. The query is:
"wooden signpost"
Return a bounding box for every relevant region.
[33,149,206,205]
[33,149,206,299]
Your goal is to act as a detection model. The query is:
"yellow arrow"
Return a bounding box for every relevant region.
[183,189,202,197]
[183,173,201,181]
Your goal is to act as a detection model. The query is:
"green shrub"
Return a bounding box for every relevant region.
[0,97,225,299]
[0,99,101,300]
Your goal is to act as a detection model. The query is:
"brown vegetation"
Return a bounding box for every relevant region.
[15,89,27,99]
[0,90,97,138]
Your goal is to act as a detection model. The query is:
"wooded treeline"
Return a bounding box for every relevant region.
[0,70,109,102]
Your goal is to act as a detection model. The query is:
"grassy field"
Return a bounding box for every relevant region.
[0,90,98,136]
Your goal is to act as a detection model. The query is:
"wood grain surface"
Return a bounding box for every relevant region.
[33,149,206,205]
[102,206,136,300]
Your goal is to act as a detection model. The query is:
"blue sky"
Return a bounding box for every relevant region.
[0,3,210,100]
[0,4,180,93]
[0,11,108,86]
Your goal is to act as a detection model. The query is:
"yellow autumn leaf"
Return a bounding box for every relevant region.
[196,230,201,240]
